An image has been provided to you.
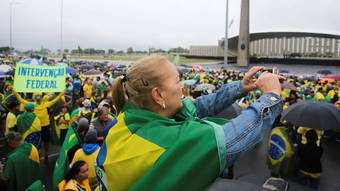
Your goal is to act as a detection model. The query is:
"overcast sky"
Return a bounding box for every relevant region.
[0,0,339,51]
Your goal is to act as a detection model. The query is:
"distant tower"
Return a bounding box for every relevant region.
[237,0,250,67]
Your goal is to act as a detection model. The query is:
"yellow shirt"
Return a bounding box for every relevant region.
[58,179,91,191]
[297,127,324,146]
[313,92,325,101]
[83,84,93,99]
[327,90,335,99]
[5,112,17,135]
[54,112,70,138]
[70,147,100,188]
[15,92,64,126]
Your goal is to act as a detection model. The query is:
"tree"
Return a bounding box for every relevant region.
[0,46,13,53]
[168,47,189,54]
[108,49,115,54]
[116,50,124,54]
[127,47,134,54]
[64,49,69,53]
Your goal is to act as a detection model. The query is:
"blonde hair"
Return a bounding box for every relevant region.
[112,55,169,113]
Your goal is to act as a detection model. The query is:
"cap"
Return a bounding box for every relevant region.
[82,99,91,107]
[25,103,37,110]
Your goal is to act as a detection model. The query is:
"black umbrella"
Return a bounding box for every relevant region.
[317,69,332,75]
[282,100,340,130]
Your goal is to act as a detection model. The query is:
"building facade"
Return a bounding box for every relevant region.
[189,32,340,58]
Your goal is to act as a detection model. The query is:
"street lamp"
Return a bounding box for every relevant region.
[9,1,21,49]
[224,0,229,68]
[60,0,63,55]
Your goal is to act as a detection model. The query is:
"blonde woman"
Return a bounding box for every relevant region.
[96,55,284,190]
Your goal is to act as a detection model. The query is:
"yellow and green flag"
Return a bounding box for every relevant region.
[96,99,227,190]
[17,112,41,148]
[267,126,294,176]
[52,125,80,191]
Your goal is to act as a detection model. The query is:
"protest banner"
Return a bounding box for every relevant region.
[14,63,66,92]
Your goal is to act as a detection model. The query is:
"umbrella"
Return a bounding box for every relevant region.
[56,62,77,75]
[322,75,340,81]
[281,81,297,91]
[181,79,197,86]
[280,69,289,73]
[214,103,243,120]
[82,69,102,77]
[282,100,340,130]
[5,70,15,76]
[194,83,216,91]
[0,64,12,72]
[317,69,332,75]
[20,58,46,66]
[80,65,94,70]
[66,67,77,75]
[192,64,203,70]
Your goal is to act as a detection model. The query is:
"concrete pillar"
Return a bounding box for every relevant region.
[318,38,323,55]
[259,40,263,56]
[288,38,292,53]
[335,40,339,57]
[264,38,269,56]
[279,38,283,56]
[237,0,250,66]
[275,38,279,56]
[323,38,328,54]
[329,39,334,56]
[298,37,303,54]
[283,37,287,55]
[303,38,307,55]
[269,38,274,56]
[293,37,298,53]
[308,38,312,53]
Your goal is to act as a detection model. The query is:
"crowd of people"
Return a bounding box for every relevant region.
[0,54,338,190]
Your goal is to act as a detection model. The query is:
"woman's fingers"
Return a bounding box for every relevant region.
[245,66,265,79]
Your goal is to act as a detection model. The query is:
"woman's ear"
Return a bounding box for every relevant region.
[151,87,164,106]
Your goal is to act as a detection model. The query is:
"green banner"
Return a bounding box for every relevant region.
[14,63,66,93]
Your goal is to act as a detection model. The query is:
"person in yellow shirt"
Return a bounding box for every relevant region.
[297,127,324,147]
[58,160,91,191]
[83,80,93,99]
[5,102,20,136]
[14,91,64,161]
[70,129,100,189]
[54,105,70,145]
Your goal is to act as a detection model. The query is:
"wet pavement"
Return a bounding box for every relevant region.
[207,130,340,191]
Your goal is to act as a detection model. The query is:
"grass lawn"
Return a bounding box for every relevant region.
[49,55,222,64]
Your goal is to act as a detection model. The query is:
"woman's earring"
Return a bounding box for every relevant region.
[162,103,166,109]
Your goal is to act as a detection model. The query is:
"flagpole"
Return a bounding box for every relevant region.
[60,0,63,55]
[224,0,229,68]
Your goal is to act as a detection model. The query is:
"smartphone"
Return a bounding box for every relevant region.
[272,67,279,75]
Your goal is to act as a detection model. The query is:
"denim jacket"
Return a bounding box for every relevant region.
[194,81,283,167]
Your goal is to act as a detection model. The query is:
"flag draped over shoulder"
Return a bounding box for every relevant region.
[96,98,228,191]
[17,112,41,148]
[52,125,81,191]
[3,142,41,191]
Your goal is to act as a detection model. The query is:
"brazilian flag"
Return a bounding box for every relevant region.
[17,112,41,148]
[3,142,41,191]
[96,98,228,191]
[267,126,294,177]
[52,125,81,191]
